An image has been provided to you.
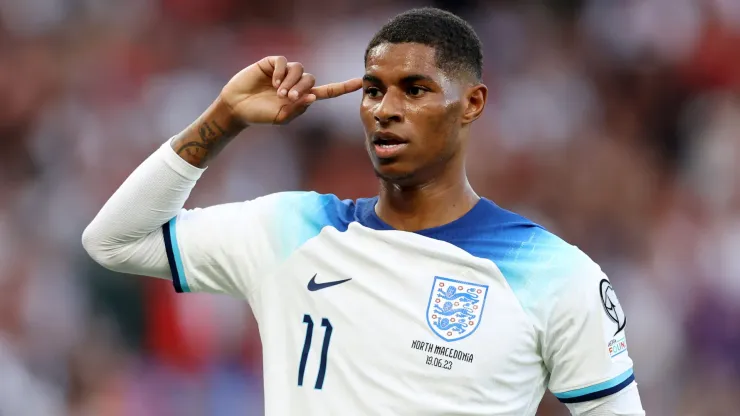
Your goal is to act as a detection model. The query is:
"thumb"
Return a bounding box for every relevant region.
[295,93,317,113]
[274,93,317,125]
[302,93,317,105]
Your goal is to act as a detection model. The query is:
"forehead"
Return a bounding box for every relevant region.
[365,43,441,80]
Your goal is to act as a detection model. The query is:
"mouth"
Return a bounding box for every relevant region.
[371,132,409,158]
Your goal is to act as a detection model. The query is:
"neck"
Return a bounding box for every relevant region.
[375,165,479,232]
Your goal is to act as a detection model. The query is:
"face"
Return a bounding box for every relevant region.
[360,42,486,185]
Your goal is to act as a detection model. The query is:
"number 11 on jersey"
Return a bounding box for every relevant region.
[298,314,333,389]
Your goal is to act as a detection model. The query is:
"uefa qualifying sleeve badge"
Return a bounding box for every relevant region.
[600,279,626,336]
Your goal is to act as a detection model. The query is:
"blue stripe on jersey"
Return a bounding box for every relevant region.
[273,193,576,310]
[480,225,586,313]
[162,217,190,293]
[269,193,585,314]
[355,196,585,313]
[553,368,634,403]
[274,192,354,260]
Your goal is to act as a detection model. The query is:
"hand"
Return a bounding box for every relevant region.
[220,56,362,125]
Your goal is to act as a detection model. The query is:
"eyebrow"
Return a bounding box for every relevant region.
[362,74,381,83]
[362,74,436,84]
[401,74,435,84]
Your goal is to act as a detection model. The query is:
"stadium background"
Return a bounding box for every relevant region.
[1,0,739,414]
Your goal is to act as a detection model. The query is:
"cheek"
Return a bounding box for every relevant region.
[359,101,375,127]
[413,106,459,147]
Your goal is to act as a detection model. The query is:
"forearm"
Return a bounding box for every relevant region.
[83,98,247,276]
[171,96,247,167]
[82,137,207,278]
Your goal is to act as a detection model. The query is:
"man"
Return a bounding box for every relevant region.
[83,7,644,416]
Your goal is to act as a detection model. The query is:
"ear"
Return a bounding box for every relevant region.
[461,83,488,125]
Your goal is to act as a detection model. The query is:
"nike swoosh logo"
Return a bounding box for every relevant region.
[307,274,352,291]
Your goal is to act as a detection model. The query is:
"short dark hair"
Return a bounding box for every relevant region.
[365,7,483,81]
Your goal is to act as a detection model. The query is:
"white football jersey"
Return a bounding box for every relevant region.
[162,191,635,415]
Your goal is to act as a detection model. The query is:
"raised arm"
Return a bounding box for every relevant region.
[81,56,361,286]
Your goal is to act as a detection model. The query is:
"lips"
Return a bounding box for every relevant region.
[371,132,409,159]
[372,132,408,146]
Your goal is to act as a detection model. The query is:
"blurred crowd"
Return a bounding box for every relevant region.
[1,0,740,414]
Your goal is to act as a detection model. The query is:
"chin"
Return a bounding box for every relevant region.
[366,147,423,186]
[372,163,419,186]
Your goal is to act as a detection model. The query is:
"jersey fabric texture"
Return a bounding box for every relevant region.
[161,191,636,416]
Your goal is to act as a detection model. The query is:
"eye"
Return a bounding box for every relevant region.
[364,87,382,98]
[408,86,427,97]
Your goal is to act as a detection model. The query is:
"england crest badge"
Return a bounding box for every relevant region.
[426,276,489,342]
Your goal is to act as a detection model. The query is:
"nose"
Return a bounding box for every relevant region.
[373,90,403,125]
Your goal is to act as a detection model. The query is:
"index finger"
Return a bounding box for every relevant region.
[311,78,362,100]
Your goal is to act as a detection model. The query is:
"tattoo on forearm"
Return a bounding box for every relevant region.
[171,102,245,167]
[197,119,226,141]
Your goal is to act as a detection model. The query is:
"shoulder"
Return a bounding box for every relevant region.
[241,192,364,259]
[431,198,585,266]
[448,199,601,311]
[254,191,366,233]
